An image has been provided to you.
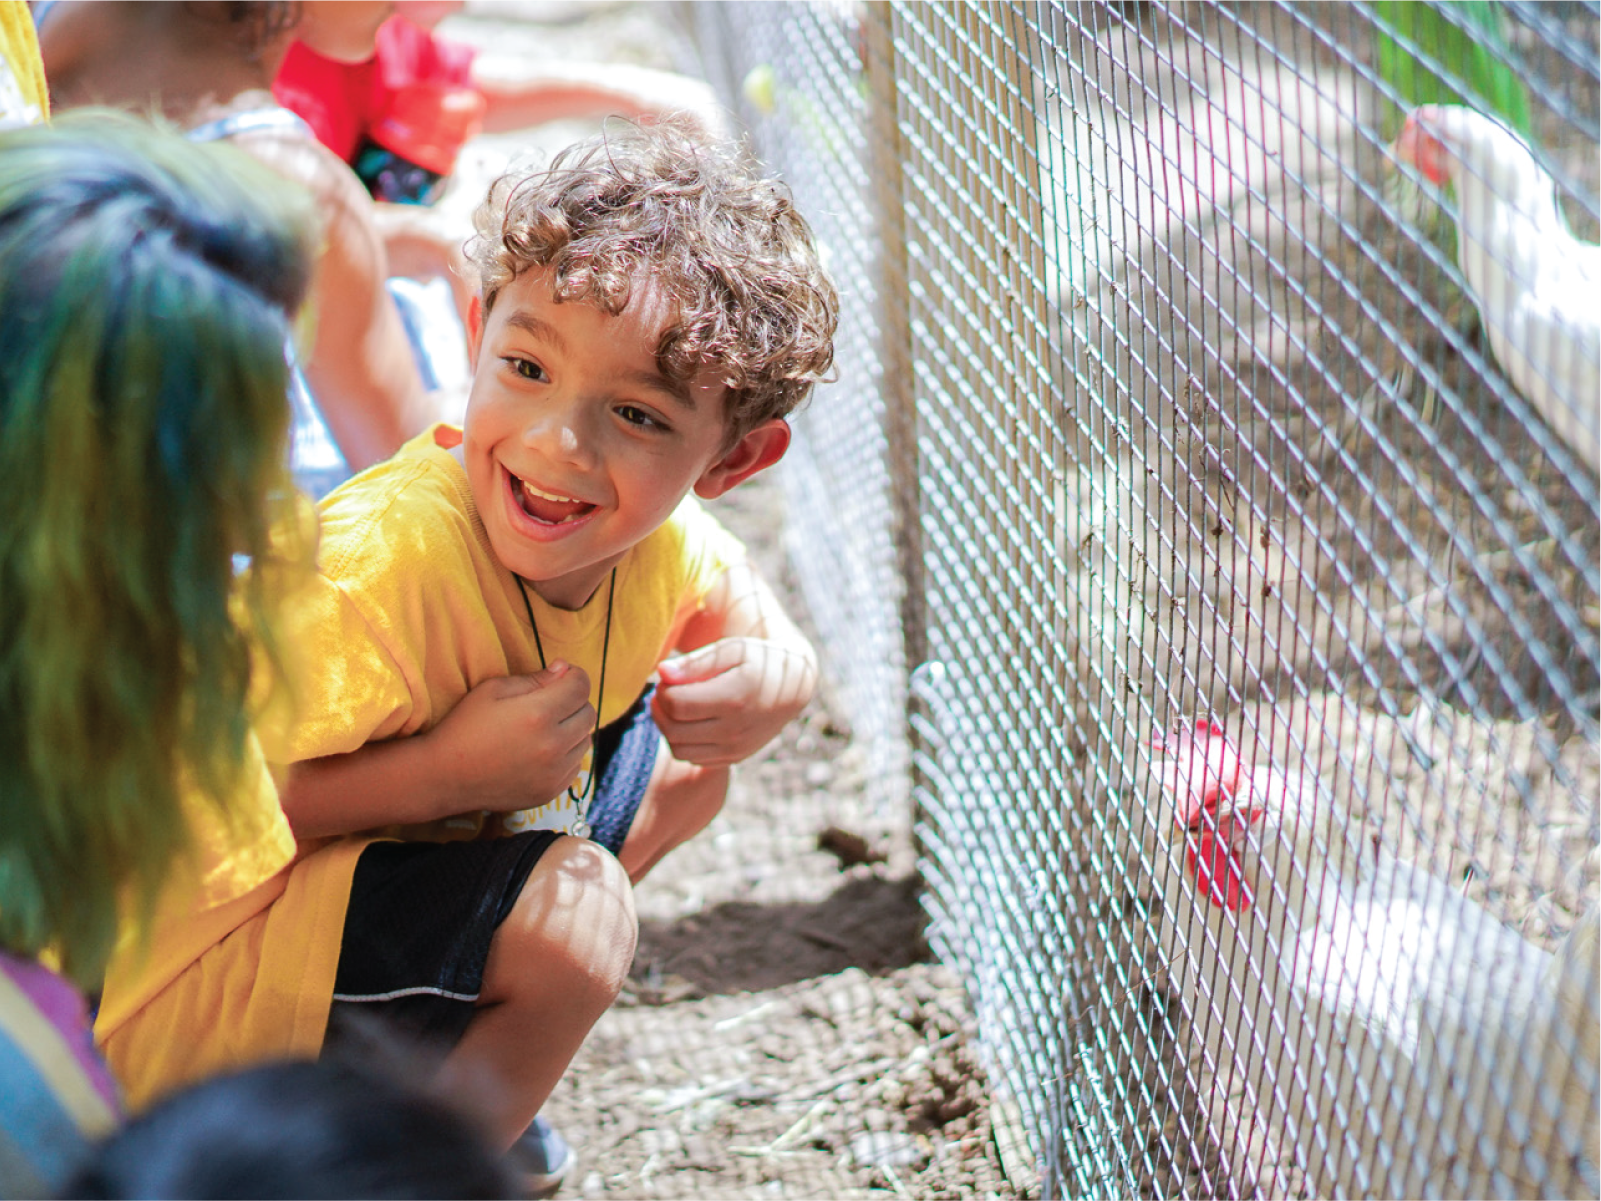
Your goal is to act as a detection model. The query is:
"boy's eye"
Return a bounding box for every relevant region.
[504,357,547,383]
[617,404,668,431]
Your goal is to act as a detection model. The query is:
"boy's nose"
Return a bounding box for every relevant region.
[522,398,594,465]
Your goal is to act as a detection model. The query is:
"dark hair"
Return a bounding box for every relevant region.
[0,111,317,984]
[64,1059,519,1199]
[181,1,301,61]
[469,118,838,436]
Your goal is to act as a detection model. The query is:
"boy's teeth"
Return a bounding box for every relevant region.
[522,482,580,504]
[517,476,591,524]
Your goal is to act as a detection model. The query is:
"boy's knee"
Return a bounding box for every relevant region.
[492,837,637,1007]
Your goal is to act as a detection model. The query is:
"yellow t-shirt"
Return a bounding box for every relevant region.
[97,425,744,1109]
[265,423,746,836]
[95,736,366,1112]
[0,1,48,129]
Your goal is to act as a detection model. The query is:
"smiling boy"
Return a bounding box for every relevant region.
[94,122,837,1172]
[273,120,836,863]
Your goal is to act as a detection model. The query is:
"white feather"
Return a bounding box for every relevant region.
[1410,105,1601,472]
[1153,721,1600,1197]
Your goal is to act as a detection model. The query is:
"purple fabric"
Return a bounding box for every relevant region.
[0,951,121,1113]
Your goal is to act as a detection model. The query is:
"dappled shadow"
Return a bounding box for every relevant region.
[623,872,929,1002]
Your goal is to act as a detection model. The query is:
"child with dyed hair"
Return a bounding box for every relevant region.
[0,111,318,1195]
[97,119,838,1187]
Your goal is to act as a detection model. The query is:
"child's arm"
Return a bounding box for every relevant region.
[239,133,441,470]
[471,60,730,141]
[280,663,594,839]
[651,561,818,767]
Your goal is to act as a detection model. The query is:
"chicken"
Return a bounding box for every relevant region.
[1150,717,1600,1198]
[1393,104,1600,473]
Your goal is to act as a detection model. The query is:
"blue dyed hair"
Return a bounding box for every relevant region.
[0,112,317,985]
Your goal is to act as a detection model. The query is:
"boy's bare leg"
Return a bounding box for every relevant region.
[617,746,730,884]
[436,836,637,1148]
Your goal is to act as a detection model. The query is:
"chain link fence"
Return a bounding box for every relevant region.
[690,2,1599,1196]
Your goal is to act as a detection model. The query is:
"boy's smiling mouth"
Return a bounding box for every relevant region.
[511,470,597,526]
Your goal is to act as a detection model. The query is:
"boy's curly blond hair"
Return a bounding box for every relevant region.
[468,120,838,436]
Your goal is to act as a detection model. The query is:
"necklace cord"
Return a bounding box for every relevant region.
[513,567,617,815]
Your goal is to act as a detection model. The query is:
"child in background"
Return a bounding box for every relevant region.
[38,0,443,483]
[274,0,731,398]
[69,1058,518,1200]
[95,119,837,1184]
[273,0,728,207]
[0,111,318,1196]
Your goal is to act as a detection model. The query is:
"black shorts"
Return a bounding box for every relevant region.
[324,686,660,1055]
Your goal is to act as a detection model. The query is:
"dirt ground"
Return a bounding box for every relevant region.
[540,472,1026,1201]
[441,5,1029,1197]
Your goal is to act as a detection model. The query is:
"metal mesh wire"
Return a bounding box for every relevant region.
[690,1,913,811]
[691,2,1600,1196]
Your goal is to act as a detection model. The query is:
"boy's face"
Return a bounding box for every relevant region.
[463,267,788,610]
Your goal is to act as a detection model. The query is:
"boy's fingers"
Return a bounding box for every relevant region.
[652,673,748,724]
[493,664,593,708]
[656,640,746,687]
[548,699,598,748]
[651,702,714,737]
[652,669,721,722]
[656,725,741,767]
[529,661,591,695]
[484,661,589,695]
[654,709,766,765]
[656,645,806,723]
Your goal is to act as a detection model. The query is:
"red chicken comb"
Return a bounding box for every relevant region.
[1394,107,1451,186]
[1188,816,1255,912]
[1151,715,1248,831]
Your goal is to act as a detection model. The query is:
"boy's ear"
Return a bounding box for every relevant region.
[694,419,791,499]
[466,295,484,364]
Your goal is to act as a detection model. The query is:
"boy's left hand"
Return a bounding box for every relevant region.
[652,637,816,767]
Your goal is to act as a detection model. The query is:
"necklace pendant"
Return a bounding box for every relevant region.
[515,566,615,852]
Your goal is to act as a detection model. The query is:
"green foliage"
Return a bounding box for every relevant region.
[0,115,316,987]
[1372,1,1533,138]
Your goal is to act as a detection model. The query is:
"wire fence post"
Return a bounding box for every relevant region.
[864,2,929,854]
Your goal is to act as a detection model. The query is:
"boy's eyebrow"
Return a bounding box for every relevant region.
[503,311,566,352]
[623,368,695,409]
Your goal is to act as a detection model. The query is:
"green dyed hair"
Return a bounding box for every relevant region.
[0,113,317,987]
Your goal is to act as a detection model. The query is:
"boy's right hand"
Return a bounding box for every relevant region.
[426,663,595,813]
